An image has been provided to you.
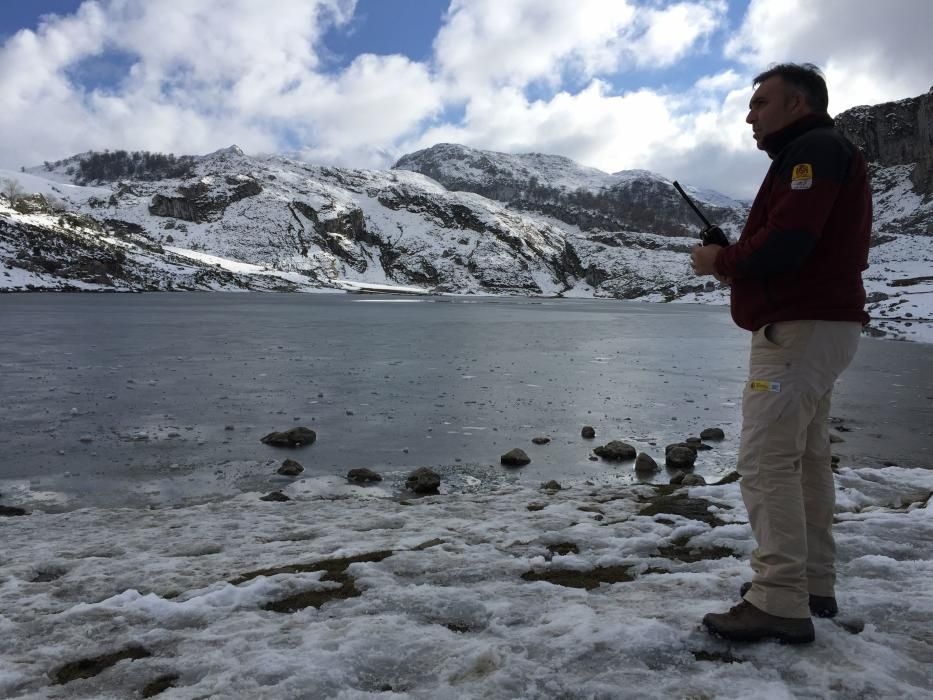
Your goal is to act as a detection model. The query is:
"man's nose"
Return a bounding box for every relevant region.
[745,111,755,124]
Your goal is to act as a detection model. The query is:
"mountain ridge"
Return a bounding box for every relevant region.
[2,88,932,342]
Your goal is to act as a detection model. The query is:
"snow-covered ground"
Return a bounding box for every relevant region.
[1,463,931,699]
[0,168,111,203]
[863,233,933,343]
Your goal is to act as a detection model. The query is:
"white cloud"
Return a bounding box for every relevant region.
[726,0,933,112]
[694,69,744,93]
[0,0,443,170]
[408,81,677,172]
[296,54,444,168]
[631,1,725,68]
[433,0,725,97]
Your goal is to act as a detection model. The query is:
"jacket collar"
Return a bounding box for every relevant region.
[761,112,835,158]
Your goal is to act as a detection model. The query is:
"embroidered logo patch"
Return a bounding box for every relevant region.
[749,380,781,393]
[791,163,813,190]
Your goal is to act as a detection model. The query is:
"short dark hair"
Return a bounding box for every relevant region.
[753,63,829,114]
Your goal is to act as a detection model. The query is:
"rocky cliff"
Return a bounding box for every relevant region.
[836,87,933,233]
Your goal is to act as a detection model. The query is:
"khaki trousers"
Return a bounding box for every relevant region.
[738,320,861,618]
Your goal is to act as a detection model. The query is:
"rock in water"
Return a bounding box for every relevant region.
[700,427,725,440]
[501,448,531,466]
[277,459,304,476]
[406,467,440,493]
[260,427,316,447]
[685,437,712,451]
[681,474,707,486]
[634,452,659,473]
[347,468,383,484]
[531,436,551,445]
[260,491,290,502]
[581,426,596,439]
[593,441,636,461]
[666,445,697,470]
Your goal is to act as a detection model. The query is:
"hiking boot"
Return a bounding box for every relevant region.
[740,581,838,618]
[703,600,815,644]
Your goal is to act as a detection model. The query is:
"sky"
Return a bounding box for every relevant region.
[0,0,931,199]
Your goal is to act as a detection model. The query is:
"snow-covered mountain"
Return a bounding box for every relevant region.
[1,87,932,341]
[393,143,749,240]
[1,145,731,301]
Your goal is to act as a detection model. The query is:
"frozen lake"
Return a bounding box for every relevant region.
[2,293,933,700]
[1,292,931,509]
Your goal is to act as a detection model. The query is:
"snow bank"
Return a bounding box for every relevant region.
[1,465,930,698]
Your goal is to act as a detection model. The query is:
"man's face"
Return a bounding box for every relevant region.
[746,76,810,148]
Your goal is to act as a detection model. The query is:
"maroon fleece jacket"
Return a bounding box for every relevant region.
[716,113,871,331]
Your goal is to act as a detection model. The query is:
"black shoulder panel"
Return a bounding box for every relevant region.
[775,128,853,184]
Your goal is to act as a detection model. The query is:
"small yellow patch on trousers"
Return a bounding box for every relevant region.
[749,380,781,393]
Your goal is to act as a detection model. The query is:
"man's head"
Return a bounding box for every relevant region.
[746,63,828,149]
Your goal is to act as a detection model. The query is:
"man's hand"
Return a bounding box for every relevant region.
[691,243,722,276]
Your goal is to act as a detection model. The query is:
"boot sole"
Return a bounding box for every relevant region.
[702,619,815,645]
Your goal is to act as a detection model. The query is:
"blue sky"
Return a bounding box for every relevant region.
[1,0,931,197]
[0,0,747,104]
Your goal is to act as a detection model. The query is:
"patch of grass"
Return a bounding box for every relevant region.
[230,550,393,585]
[521,564,634,590]
[53,646,152,685]
[546,542,580,557]
[642,566,671,575]
[693,649,744,664]
[231,550,395,613]
[638,494,729,527]
[263,571,360,612]
[142,673,180,697]
[658,536,738,563]
[650,484,681,497]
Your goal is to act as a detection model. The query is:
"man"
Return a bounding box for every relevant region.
[690,63,871,644]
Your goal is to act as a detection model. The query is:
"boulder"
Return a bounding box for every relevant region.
[541,480,562,490]
[260,491,290,502]
[666,445,697,470]
[260,427,316,447]
[581,426,596,439]
[277,459,304,476]
[406,467,440,493]
[700,427,725,441]
[347,468,383,484]
[634,452,659,473]
[593,441,636,461]
[501,448,531,466]
[531,436,551,445]
[685,437,712,451]
[682,474,707,486]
